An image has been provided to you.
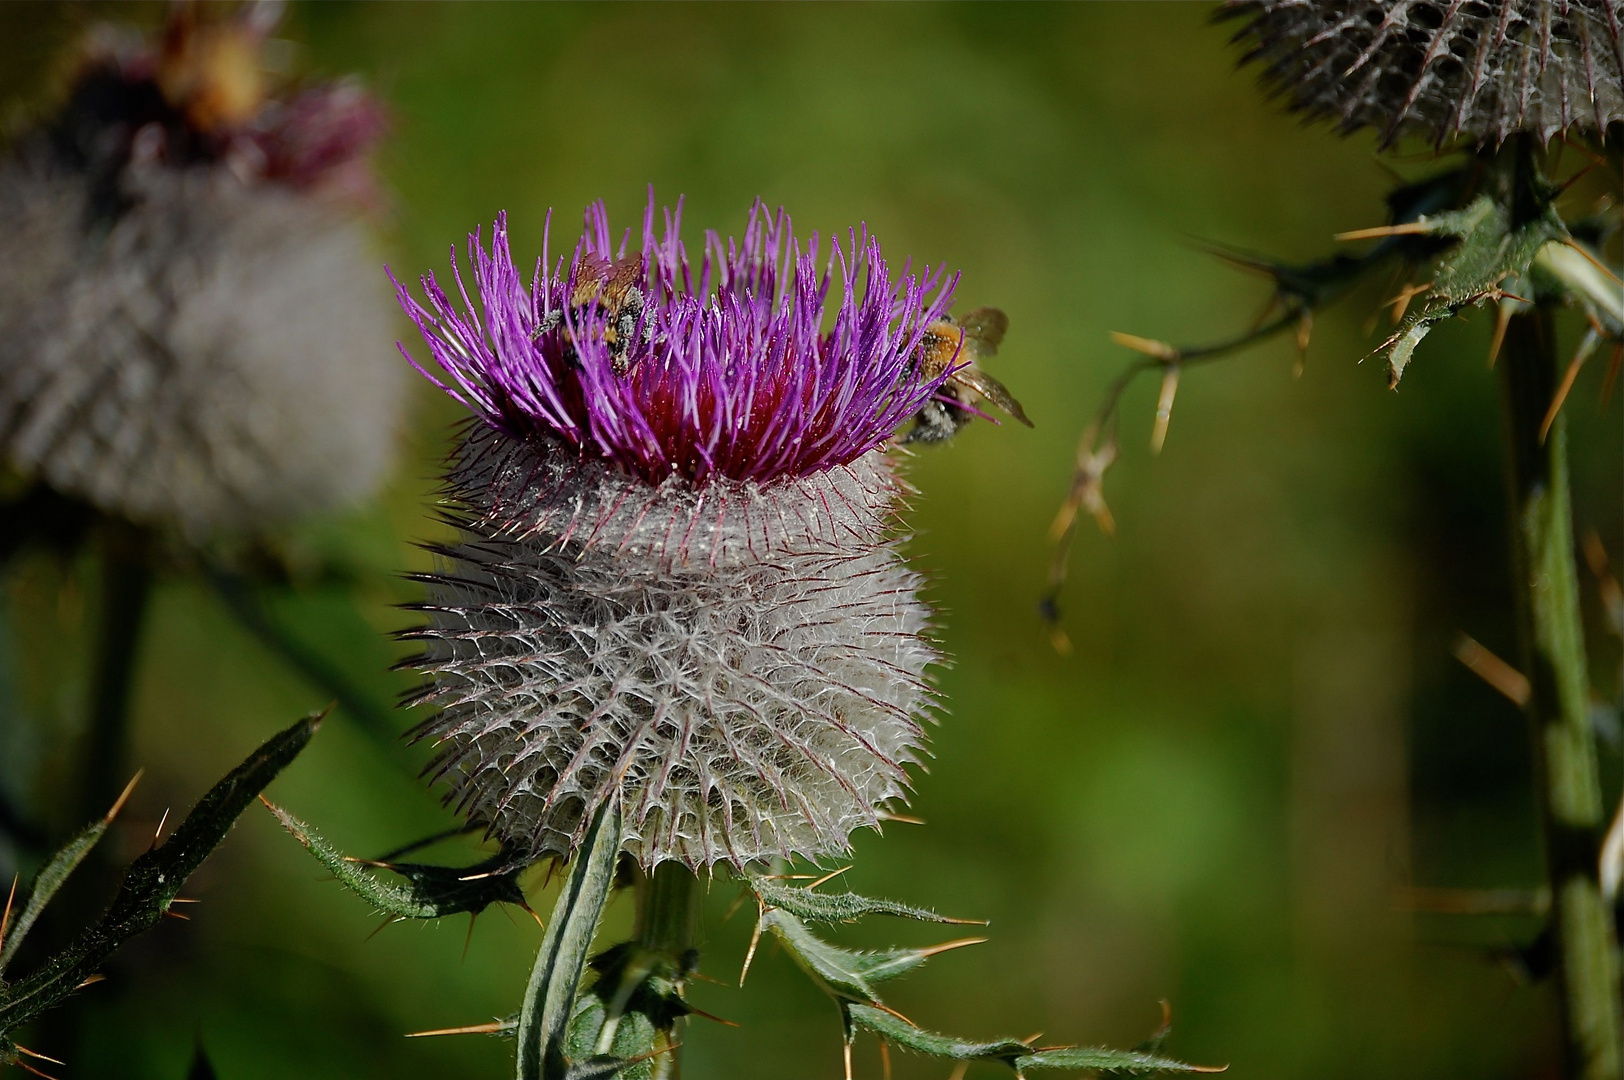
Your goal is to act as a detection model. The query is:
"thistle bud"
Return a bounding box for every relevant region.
[0,9,404,538]
[394,199,964,868]
[1224,0,1624,147]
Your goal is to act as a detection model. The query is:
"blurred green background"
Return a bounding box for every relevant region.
[2,3,1621,1078]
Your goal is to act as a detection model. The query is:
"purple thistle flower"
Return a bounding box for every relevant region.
[393,197,958,487]
[393,197,992,868]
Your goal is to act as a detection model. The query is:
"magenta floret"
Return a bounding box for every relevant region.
[393,196,959,486]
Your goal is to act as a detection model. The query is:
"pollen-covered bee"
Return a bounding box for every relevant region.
[531,255,650,375]
[903,307,1032,444]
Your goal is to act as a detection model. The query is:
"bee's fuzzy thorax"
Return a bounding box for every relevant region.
[1225,0,1624,148]
[396,199,961,868]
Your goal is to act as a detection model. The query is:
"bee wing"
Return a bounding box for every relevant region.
[955,367,1033,427]
[605,258,644,302]
[569,254,610,305]
[957,307,1008,357]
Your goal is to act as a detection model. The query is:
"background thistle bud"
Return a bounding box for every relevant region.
[0,9,404,538]
[1224,0,1624,147]
[394,199,973,868]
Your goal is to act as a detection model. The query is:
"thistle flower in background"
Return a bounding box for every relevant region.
[394,198,997,869]
[0,5,404,540]
[1224,0,1624,148]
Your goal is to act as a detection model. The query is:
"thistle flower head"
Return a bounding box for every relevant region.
[0,8,404,538]
[395,198,958,487]
[1225,0,1624,147]
[395,197,971,868]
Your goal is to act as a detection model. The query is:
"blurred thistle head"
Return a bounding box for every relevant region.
[394,196,1014,869]
[1224,0,1624,147]
[0,2,404,539]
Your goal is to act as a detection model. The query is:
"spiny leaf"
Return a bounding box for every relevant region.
[1017,1044,1223,1075]
[757,909,983,1006]
[2,825,104,973]
[0,715,319,1036]
[848,1003,1031,1062]
[760,907,881,1004]
[851,937,986,984]
[849,1004,1221,1075]
[748,875,971,925]
[261,801,526,919]
[516,794,623,1080]
[1378,194,1568,387]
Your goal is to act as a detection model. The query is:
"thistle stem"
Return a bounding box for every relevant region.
[1499,305,1622,1080]
[36,520,152,1058]
[635,862,701,1076]
[78,520,151,830]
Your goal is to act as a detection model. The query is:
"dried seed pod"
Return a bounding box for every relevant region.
[1224,0,1624,147]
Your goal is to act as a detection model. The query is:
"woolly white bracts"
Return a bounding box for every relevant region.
[0,153,405,537]
[405,427,938,869]
[1226,0,1624,147]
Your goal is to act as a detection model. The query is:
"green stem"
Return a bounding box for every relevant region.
[1500,305,1622,1080]
[635,862,701,1077]
[78,520,152,829]
[34,521,153,1057]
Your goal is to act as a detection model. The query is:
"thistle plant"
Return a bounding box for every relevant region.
[0,6,407,854]
[1050,4,1623,1078]
[0,7,402,540]
[269,196,1217,1078]
[0,715,319,1076]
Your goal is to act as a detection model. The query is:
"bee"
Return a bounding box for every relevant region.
[903,307,1032,444]
[531,255,650,375]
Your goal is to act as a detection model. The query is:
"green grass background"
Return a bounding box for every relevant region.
[2,3,1621,1078]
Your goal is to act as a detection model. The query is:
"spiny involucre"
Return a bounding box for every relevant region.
[0,8,406,538]
[1224,0,1624,147]
[394,197,1004,869]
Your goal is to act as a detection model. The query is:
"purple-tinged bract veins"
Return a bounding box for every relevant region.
[394,198,959,487]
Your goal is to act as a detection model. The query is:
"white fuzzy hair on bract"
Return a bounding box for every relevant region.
[405,426,938,869]
[0,153,406,538]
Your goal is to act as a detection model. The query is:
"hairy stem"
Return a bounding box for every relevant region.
[635,862,701,1077]
[1500,305,1622,1080]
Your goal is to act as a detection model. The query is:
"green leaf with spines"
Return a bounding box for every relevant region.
[746,874,1212,1077]
[261,801,528,919]
[1,818,110,974]
[760,907,882,1003]
[1378,191,1569,386]
[516,795,623,1080]
[748,874,970,925]
[1017,1044,1220,1075]
[0,714,319,1037]
[848,1004,1220,1075]
[847,1003,1031,1061]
